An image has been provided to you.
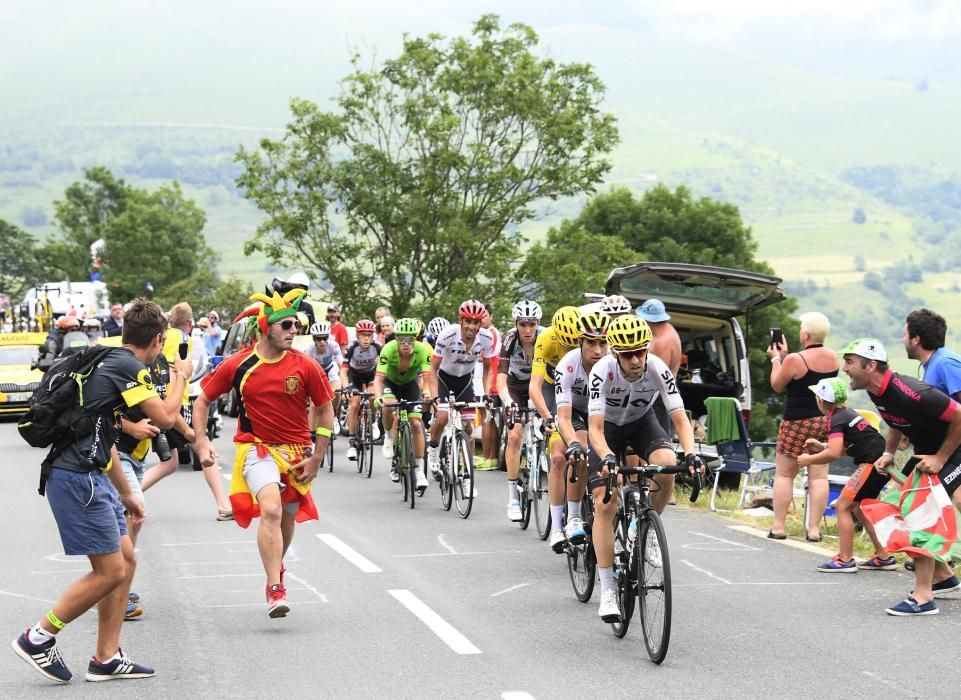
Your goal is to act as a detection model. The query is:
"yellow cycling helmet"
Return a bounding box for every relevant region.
[551,306,582,347]
[578,310,611,339]
[607,314,653,351]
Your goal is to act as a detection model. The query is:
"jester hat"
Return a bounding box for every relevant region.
[234,289,308,336]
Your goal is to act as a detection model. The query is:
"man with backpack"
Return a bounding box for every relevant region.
[11,299,190,684]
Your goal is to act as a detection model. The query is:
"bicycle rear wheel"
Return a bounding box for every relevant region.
[611,512,634,638]
[637,509,671,664]
[356,407,366,474]
[402,426,416,510]
[452,430,474,519]
[567,494,595,602]
[438,437,453,511]
[532,444,551,540]
[519,462,531,530]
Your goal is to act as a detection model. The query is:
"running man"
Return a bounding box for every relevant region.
[587,314,703,623]
[193,290,334,618]
[341,319,382,461]
[373,318,432,493]
[496,300,544,521]
[12,299,189,684]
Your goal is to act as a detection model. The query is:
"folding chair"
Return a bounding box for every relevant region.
[705,397,777,511]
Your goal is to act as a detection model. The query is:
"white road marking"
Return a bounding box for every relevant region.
[674,582,839,587]
[0,590,57,604]
[388,589,481,655]
[205,601,324,608]
[684,530,760,551]
[286,572,329,602]
[317,533,382,573]
[727,525,829,554]
[178,573,263,579]
[502,693,536,700]
[862,671,929,699]
[438,534,457,554]
[161,541,254,546]
[490,583,529,597]
[392,550,520,558]
[178,560,262,566]
[679,559,733,585]
[43,552,85,562]
[30,569,89,575]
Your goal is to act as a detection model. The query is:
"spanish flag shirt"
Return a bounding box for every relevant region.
[202,346,333,445]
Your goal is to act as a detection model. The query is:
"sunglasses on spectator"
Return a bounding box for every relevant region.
[397,336,415,345]
[615,348,648,360]
[279,319,303,331]
[313,335,329,341]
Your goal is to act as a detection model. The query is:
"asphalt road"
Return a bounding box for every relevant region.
[1,418,958,699]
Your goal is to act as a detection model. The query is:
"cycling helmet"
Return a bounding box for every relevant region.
[286,272,310,289]
[459,299,486,320]
[355,319,376,334]
[578,310,611,339]
[600,294,632,315]
[413,318,426,341]
[428,317,450,338]
[551,306,582,347]
[309,321,331,337]
[395,318,420,336]
[83,318,102,328]
[55,316,80,331]
[511,300,543,321]
[606,315,653,351]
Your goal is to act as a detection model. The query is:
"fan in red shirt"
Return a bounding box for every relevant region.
[193,288,334,619]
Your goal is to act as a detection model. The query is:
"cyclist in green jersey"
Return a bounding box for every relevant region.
[373,318,433,494]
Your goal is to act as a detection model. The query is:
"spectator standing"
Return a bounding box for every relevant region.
[203,311,223,358]
[377,316,395,346]
[476,302,501,470]
[904,308,961,401]
[327,304,349,352]
[375,306,391,324]
[101,303,125,337]
[767,311,839,541]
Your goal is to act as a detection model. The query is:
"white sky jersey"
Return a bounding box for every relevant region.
[434,325,497,377]
[344,341,381,374]
[555,347,592,414]
[588,353,684,426]
[305,341,343,374]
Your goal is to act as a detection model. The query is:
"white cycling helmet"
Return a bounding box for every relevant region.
[309,321,331,337]
[287,272,310,289]
[600,294,632,315]
[427,317,450,338]
[511,299,543,321]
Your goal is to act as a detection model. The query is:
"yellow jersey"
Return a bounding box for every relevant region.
[531,327,576,385]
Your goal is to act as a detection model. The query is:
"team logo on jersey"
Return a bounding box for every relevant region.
[285,376,299,394]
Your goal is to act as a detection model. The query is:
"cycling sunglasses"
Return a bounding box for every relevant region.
[312,335,329,341]
[397,335,416,345]
[615,348,648,360]
[280,319,303,331]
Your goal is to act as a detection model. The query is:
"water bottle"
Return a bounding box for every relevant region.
[627,516,638,551]
[691,369,702,384]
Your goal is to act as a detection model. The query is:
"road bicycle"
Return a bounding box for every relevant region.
[505,405,550,535]
[388,399,425,509]
[433,401,484,518]
[601,460,703,664]
[352,391,376,478]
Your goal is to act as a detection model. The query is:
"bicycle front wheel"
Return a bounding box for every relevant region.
[439,437,453,511]
[326,434,334,473]
[611,513,634,639]
[567,494,595,602]
[532,444,551,540]
[637,509,672,664]
[519,462,531,530]
[363,408,375,479]
[356,409,366,474]
[452,430,474,519]
[402,426,416,510]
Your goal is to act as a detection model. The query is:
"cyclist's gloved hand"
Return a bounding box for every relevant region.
[684,452,704,474]
[542,417,556,434]
[564,441,583,462]
[601,453,616,476]
[373,396,383,409]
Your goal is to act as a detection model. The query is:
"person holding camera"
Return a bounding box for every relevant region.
[766,312,838,541]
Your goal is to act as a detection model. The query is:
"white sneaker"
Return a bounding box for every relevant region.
[346,445,358,461]
[389,467,400,483]
[507,499,522,521]
[598,589,621,622]
[332,418,341,436]
[564,516,586,543]
[372,423,381,441]
[428,446,441,480]
[382,441,394,459]
[549,529,566,553]
[415,468,428,495]
[646,537,663,569]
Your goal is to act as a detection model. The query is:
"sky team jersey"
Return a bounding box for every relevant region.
[868,370,959,456]
[202,346,333,445]
[588,353,683,426]
[498,327,543,383]
[344,341,382,374]
[305,341,343,375]
[433,325,496,378]
[555,347,591,414]
[377,339,432,385]
[532,327,576,384]
[827,406,885,465]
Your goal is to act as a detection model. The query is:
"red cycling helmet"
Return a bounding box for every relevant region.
[458,299,486,320]
[355,319,376,333]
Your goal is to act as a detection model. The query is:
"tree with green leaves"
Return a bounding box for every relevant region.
[154,268,254,323]
[237,14,619,319]
[0,219,43,301]
[523,185,799,439]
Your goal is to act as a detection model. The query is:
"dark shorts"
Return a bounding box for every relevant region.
[437,370,475,407]
[541,378,557,416]
[571,409,588,433]
[46,468,127,556]
[840,462,891,503]
[506,378,530,407]
[384,378,423,416]
[904,453,961,497]
[586,412,674,491]
[776,415,829,457]
[347,371,375,391]
[653,396,674,437]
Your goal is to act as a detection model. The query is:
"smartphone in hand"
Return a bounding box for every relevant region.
[769,328,783,347]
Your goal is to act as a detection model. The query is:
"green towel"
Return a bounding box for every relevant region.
[705,396,741,444]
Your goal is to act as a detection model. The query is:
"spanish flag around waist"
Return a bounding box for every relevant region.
[229,441,319,529]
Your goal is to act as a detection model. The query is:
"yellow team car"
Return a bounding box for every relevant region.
[0,332,47,416]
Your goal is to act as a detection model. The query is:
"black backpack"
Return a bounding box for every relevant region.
[19,345,115,494]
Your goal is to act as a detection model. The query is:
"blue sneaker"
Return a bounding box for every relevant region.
[885,596,938,616]
[85,650,155,681]
[11,630,72,684]
[933,574,961,598]
[857,555,897,571]
[818,556,857,573]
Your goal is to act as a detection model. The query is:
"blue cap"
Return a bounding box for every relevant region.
[636,298,670,322]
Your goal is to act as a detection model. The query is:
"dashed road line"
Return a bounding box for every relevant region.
[388,589,482,655]
[727,524,830,554]
[679,559,733,584]
[490,583,529,597]
[0,590,56,604]
[502,693,537,700]
[317,533,382,573]
[438,534,457,554]
[685,530,760,551]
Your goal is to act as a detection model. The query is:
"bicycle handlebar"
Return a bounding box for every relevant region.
[602,463,703,505]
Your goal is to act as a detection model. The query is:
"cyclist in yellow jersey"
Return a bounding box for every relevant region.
[529,306,583,552]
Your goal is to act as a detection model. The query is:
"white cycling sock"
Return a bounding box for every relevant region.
[598,566,615,593]
[567,500,581,519]
[415,457,424,469]
[550,505,565,530]
[508,480,519,501]
[28,623,54,645]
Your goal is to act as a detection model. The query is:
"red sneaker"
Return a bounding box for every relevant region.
[266,584,289,618]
